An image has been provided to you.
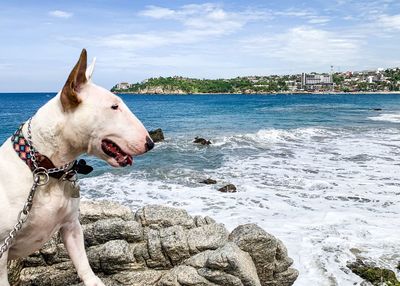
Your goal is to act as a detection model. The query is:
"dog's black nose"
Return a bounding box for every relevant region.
[145,136,155,151]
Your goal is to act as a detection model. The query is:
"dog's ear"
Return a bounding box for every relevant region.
[86,57,96,82]
[61,49,88,111]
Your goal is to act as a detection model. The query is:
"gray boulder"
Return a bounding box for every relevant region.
[229,224,298,286]
[8,201,298,286]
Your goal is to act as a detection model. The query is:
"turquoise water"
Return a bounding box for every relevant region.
[1,93,400,285]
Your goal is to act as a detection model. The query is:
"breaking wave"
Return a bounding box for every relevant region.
[369,113,400,123]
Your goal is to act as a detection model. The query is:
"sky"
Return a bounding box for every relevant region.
[1,0,400,92]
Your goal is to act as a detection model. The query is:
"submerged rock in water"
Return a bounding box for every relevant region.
[149,128,165,143]
[347,259,400,286]
[218,184,237,193]
[8,201,298,286]
[200,178,217,184]
[194,137,212,145]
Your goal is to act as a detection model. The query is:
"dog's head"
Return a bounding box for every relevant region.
[60,49,154,167]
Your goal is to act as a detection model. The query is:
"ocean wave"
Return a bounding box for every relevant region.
[369,113,400,123]
[212,127,337,148]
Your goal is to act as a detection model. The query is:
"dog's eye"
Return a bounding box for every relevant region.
[111,104,119,110]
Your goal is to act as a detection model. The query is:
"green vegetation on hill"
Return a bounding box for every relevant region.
[111,68,400,94]
[112,76,289,94]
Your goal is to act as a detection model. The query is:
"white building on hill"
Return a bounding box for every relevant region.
[116,82,130,90]
[301,73,333,90]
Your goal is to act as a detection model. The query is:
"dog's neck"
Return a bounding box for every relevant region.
[23,93,87,167]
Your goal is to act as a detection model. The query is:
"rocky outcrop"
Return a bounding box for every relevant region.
[200,178,217,185]
[149,129,165,143]
[218,184,237,193]
[8,201,298,286]
[347,259,400,286]
[194,137,212,145]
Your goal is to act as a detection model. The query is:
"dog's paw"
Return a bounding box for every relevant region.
[83,276,105,286]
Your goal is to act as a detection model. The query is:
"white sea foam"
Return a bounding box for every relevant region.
[80,126,400,285]
[369,113,400,123]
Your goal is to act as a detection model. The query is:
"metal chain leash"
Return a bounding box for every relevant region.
[0,174,43,259]
[0,118,76,259]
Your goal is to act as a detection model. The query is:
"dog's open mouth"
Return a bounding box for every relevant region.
[101,139,133,167]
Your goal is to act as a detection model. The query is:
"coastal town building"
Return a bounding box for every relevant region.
[116,82,131,90]
[301,73,333,91]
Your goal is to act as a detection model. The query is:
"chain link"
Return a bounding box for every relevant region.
[0,118,76,259]
[26,118,38,169]
[0,176,40,259]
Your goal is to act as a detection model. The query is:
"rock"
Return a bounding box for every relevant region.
[80,201,134,224]
[149,128,165,143]
[7,259,23,286]
[145,228,172,268]
[348,259,400,286]
[92,240,137,274]
[187,223,229,254]
[185,243,261,286]
[20,262,80,286]
[229,224,298,286]
[135,205,195,229]
[206,242,261,286]
[8,201,298,286]
[157,265,213,286]
[112,270,166,286]
[193,215,216,227]
[218,184,237,193]
[83,218,143,246]
[194,137,212,145]
[200,178,217,184]
[159,226,191,266]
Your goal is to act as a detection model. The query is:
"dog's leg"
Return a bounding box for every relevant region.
[61,220,105,286]
[0,250,10,286]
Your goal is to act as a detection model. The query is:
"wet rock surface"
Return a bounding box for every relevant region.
[149,128,165,143]
[347,258,400,286]
[194,137,212,145]
[200,178,217,185]
[218,184,237,193]
[8,201,298,286]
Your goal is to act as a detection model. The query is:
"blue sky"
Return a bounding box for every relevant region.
[1,0,400,91]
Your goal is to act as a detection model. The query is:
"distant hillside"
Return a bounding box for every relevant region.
[112,68,400,94]
[111,76,290,94]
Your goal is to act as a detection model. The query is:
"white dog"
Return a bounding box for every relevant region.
[0,49,154,285]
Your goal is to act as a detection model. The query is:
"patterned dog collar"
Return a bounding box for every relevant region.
[11,123,93,179]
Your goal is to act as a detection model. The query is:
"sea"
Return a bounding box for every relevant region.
[1,92,399,285]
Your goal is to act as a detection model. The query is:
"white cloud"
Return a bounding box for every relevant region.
[139,3,269,31]
[139,6,175,19]
[307,16,331,24]
[274,9,331,25]
[242,26,361,67]
[49,10,73,19]
[378,14,400,30]
[78,3,270,53]
[90,27,234,51]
